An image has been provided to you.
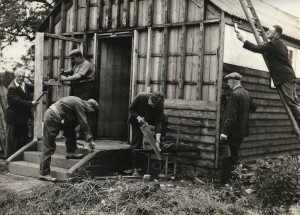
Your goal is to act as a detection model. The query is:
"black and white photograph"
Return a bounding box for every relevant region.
[0,0,300,214]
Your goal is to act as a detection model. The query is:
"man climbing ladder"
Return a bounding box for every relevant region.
[236,0,300,140]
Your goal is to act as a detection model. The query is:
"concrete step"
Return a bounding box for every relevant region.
[8,161,68,180]
[24,151,79,169]
[37,141,89,155]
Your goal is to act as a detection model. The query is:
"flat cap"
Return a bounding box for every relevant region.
[69,49,83,57]
[224,72,242,80]
[87,99,99,111]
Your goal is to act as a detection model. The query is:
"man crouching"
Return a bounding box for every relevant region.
[39,96,98,181]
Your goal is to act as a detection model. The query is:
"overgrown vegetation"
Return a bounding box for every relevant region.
[1,156,300,214]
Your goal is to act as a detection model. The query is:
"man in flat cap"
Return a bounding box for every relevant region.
[39,96,98,181]
[61,49,97,136]
[220,72,256,183]
[237,25,300,124]
[128,92,167,149]
[60,49,95,100]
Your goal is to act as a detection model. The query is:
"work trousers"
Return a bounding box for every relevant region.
[71,81,97,137]
[279,79,300,122]
[5,123,29,158]
[221,138,243,184]
[39,109,78,176]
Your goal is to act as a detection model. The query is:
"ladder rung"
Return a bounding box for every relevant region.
[256,29,263,32]
[246,5,253,8]
[252,17,258,20]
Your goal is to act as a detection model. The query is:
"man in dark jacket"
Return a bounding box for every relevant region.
[4,70,38,158]
[39,96,98,181]
[237,25,300,123]
[128,92,166,149]
[220,72,256,183]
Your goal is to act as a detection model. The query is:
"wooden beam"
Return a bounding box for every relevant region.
[59,0,67,85]
[161,0,169,96]
[196,2,206,100]
[123,0,130,27]
[148,0,154,26]
[34,33,44,140]
[44,33,83,43]
[107,0,113,29]
[178,0,188,99]
[116,0,120,28]
[85,0,90,31]
[131,30,139,101]
[145,27,152,92]
[133,0,138,27]
[47,16,54,107]
[72,0,78,32]
[97,0,103,30]
[215,11,225,168]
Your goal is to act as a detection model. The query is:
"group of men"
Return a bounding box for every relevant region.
[3,23,298,183]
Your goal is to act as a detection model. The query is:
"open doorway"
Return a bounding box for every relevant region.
[97,37,132,141]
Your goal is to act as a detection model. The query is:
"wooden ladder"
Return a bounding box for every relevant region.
[238,0,300,141]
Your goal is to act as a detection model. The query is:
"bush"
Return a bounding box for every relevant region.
[253,156,300,207]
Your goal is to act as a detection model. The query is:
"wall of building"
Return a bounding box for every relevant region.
[223,24,300,77]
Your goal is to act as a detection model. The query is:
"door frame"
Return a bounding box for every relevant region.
[95,32,133,140]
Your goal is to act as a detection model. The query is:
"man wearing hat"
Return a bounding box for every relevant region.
[61,49,97,137]
[60,49,95,100]
[128,92,166,149]
[39,96,98,181]
[237,25,300,124]
[220,72,256,183]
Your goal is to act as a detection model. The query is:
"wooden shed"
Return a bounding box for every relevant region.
[33,0,300,175]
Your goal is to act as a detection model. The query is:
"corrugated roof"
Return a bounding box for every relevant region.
[209,0,300,41]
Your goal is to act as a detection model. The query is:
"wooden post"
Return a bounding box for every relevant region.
[107,0,113,29]
[178,0,188,99]
[215,12,225,168]
[85,0,90,31]
[123,0,130,27]
[98,0,103,30]
[148,0,154,26]
[59,0,67,84]
[71,0,78,50]
[131,30,139,100]
[133,0,138,27]
[196,2,205,100]
[145,27,152,93]
[34,33,44,140]
[161,0,169,96]
[116,0,120,28]
[47,16,54,107]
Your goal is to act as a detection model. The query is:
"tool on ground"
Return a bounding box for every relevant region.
[238,0,300,142]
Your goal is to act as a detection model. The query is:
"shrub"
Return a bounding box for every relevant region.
[253,156,300,207]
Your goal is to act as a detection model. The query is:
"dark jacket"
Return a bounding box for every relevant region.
[221,86,256,139]
[4,81,34,125]
[128,92,164,133]
[243,39,295,86]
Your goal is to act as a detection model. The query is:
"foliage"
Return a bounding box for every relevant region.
[0,71,14,88]
[0,179,256,215]
[220,156,300,211]
[254,156,300,207]
[0,0,59,51]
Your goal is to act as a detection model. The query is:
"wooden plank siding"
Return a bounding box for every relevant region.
[164,99,217,168]
[38,0,226,169]
[223,63,300,163]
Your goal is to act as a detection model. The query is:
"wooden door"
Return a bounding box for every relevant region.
[98,37,132,140]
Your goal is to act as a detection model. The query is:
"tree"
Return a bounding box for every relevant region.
[0,0,59,51]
